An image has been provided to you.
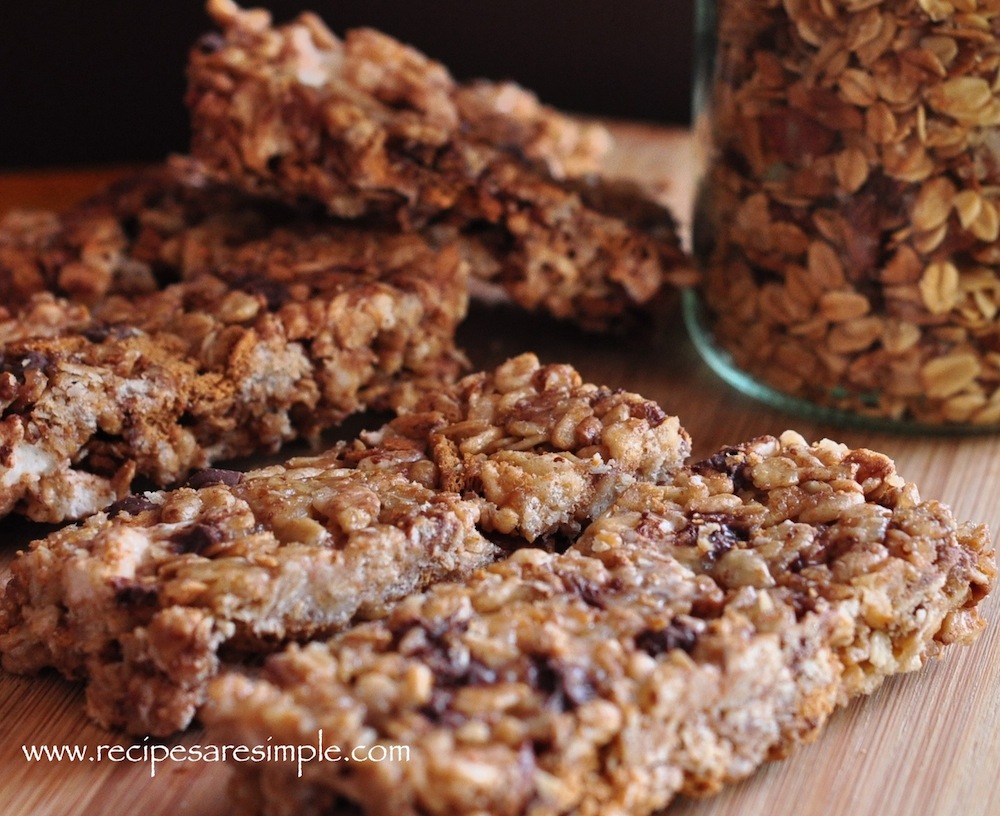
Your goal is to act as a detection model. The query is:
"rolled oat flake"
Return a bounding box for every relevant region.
[689,0,1000,429]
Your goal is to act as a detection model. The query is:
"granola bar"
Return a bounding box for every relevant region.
[0,461,495,736]
[454,79,612,178]
[336,352,691,542]
[0,162,468,523]
[202,432,993,815]
[0,355,691,734]
[0,158,260,308]
[444,171,695,328]
[187,0,607,204]
[0,209,81,307]
[186,0,694,329]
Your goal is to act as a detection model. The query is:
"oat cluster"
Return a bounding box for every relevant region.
[696,0,1000,424]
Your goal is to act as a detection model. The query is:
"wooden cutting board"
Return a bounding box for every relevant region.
[2,124,999,816]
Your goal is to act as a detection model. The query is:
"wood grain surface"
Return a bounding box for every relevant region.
[1,124,998,816]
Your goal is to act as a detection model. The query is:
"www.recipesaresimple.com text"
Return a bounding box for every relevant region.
[21,731,410,778]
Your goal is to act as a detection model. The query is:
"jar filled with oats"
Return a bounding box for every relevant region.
[689,0,1000,428]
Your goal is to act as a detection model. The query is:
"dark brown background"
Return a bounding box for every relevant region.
[0,1,695,169]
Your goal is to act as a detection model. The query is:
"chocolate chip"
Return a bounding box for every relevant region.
[411,636,467,684]
[233,274,290,310]
[82,325,110,343]
[636,401,668,427]
[419,688,466,727]
[82,323,141,343]
[21,351,49,371]
[413,647,496,727]
[527,655,595,711]
[328,798,365,816]
[678,514,751,563]
[702,517,747,562]
[692,447,755,491]
[113,581,159,608]
[695,448,739,475]
[2,350,51,379]
[107,494,158,519]
[562,573,609,609]
[797,528,857,570]
[635,621,698,657]
[171,523,224,555]
[121,215,141,241]
[391,615,482,689]
[185,468,243,489]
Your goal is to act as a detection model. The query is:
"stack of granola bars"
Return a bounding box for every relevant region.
[0,3,994,816]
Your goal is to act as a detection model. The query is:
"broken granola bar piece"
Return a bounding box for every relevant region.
[201,433,992,815]
[606,432,995,701]
[0,461,495,736]
[0,165,469,522]
[186,0,694,329]
[335,352,691,541]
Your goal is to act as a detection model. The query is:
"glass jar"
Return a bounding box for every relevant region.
[688,0,1000,430]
